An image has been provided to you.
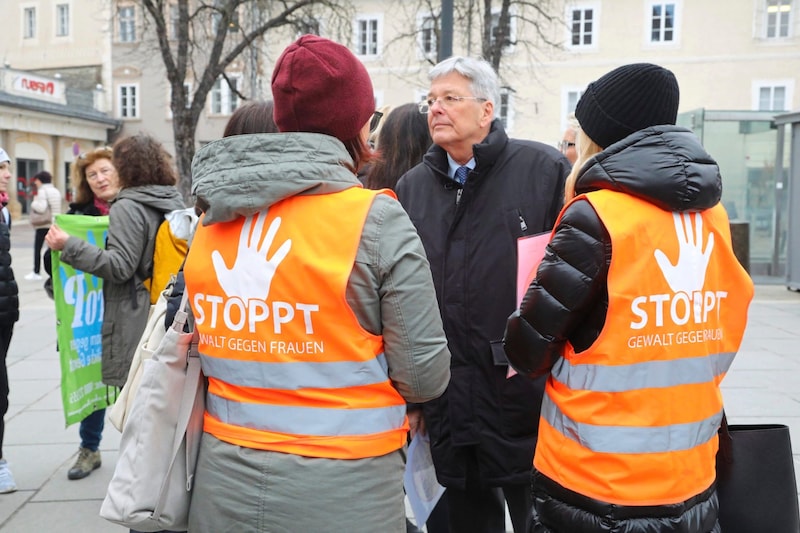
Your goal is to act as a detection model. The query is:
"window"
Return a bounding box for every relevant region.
[497,89,514,131]
[169,3,180,40]
[355,16,380,57]
[570,8,594,46]
[118,5,136,42]
[297,16,320,36]
[760,86,786,110]
[210,76,240,115]
[118,84,139,118]
[753,80,793,111]
[23,7,36,39]
[418,14,438,58]
[490,10,516,51]
[168,82,192,118]
[766,0,792,38]
[565,89,583,116]
[56,4,70,37]
[211,0,239,34]
[649,2,675,42]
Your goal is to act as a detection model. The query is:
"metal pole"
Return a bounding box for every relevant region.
[771,122,785,275]
[439,0,454,61]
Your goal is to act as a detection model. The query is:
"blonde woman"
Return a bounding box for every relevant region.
[504,64,752,532]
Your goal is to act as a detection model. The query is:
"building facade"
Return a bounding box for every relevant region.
[2,0,799,274]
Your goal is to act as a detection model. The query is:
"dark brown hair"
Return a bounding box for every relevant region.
[71,146,114,204]
[112,133,177,188]
[223,100,280,137]
[339,131,376,175]
[365,103,432,190]
[33,170,53,184]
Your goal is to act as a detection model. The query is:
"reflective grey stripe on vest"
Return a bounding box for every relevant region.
[206,392,406,436]
[200,352,389,390]
[541,394,723,454]
[550,351,735,392]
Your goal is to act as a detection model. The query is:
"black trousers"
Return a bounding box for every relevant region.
[0,326,13,459]
[443,449,532,533]
[33,228,48,273]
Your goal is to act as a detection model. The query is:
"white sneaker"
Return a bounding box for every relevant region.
[23,272,42,281]
[0,459,17,493]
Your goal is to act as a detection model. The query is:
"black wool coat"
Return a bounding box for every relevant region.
[396,120,569,489]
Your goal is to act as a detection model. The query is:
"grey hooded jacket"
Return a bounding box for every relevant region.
[186,132,450,533]
[59,185,185,387]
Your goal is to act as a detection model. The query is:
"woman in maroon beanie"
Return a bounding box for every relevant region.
[183,35,451,532]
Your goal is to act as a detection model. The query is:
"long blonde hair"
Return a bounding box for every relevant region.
[564,129,603,202]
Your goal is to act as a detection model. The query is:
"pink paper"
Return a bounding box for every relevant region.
[509,232,549,378]
[516,232,550,306]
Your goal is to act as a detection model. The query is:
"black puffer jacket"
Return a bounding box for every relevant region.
[0,216,18,326]
[504,126,724,532]
[396,120,569,489]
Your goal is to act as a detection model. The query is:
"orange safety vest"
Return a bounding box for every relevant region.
[534,189,753,506]
[183,187,409,459]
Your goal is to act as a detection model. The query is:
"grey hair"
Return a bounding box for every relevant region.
[429,56,500,118]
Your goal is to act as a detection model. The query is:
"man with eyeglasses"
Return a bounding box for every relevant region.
[395,56,570,533]
[559,113,580,165]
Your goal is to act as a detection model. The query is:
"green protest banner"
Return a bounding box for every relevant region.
[51,214,117,426]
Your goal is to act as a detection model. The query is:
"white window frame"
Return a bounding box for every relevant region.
[752,79,794,111]
[562,87,585,133]
[23,6,36,39]
[765,0,793,38]
[416,12,438,60]
[209,75,241,116]
[117,83,140,119]
[497,88,515,132]
[489,8,517,53]
[55,3,70,38]
[643,0,681,47]
[566,3,599,50]
[118,5,136,43]
[414,88,428,109]
[169,3,180,40]
[354,14,382,58]
[167,82,192,118]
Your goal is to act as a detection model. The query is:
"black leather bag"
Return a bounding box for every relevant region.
[716,415,800,533]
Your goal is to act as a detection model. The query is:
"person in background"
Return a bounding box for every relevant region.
[395,56,569,533]
[45,135,185,482]
[222,99,280,137]
[1,202,10,230]
[503,63,753,532]
[43,147,121,480]
[366,103,432,191]
[559,113,579,165]
[183,35,450,533]
[25,171,62,281]
[355,104,391,184]
[0,148,19,493]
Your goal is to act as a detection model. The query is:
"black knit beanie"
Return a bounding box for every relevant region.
[575,63,680,149]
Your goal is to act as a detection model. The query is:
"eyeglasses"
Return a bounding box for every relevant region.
[559,141,576,152]
[418,95,488,114]
[86,166,115,182]
[369,111,384,133]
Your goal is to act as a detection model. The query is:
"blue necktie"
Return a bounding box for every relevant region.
[455,165,469,185]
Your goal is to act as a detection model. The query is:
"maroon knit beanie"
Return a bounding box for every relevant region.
[271,35,374,142]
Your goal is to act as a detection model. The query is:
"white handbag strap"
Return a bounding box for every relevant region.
[153,300,202,518]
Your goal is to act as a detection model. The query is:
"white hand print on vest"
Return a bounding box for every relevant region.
[211,211,292,301]
[654,212,714,294]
